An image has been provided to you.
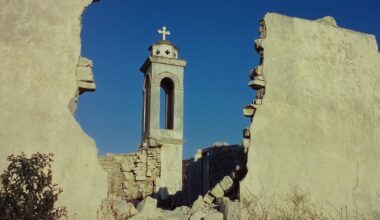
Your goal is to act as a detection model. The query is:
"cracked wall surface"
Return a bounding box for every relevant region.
[0,1,107,219]
[240,13,380,217]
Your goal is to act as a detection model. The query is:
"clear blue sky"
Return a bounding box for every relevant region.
[78,0,380,158]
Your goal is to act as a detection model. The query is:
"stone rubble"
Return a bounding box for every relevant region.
[97,196,137,220]
[216,198,240,220]
[97,195,239,220]
[122,196,226,220]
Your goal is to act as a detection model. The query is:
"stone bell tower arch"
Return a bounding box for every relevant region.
[140,26,186,195]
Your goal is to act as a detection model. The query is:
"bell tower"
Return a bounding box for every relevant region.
[140,26,186,195]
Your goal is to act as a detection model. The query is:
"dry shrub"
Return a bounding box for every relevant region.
[241,187,330,220]
[241,187,380,220]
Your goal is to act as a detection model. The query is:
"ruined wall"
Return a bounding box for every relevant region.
[0,1,107,219]
[241,13,380,217]
[184,144,246,205]
[99,147,161,202]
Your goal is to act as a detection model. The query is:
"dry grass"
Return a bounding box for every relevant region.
[241,187,377,220]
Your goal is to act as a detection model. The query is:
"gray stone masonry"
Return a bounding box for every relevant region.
[98,147,161,202]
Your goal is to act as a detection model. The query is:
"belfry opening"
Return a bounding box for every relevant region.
[160,77,174,130]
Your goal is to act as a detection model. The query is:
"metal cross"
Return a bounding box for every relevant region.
[158,26,170,41]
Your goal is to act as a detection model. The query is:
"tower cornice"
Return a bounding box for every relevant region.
[140,56,187,73]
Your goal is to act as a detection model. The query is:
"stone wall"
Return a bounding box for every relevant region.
[241,13,380,218]
[99,147,161,203]
[183,144,246,205]
[0,1,107,219]
[100,143,247,207]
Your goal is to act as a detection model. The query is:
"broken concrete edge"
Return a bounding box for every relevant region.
[241,14,268,157]
[266,12,377,39]
[316,16,338,27]
[238,13,269,215]
[240,12,380,217]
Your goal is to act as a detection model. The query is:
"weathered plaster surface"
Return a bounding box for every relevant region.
[241,13,380,217]
[0,0,107,219]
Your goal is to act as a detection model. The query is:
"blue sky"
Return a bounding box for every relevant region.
[78,0,380,158]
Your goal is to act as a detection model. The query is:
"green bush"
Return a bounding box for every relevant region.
[0,152,67,220]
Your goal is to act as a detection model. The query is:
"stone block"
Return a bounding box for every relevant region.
[219,176,234,192]
[77,56,93,67]
[121,160,134,172]
[146,171,152,177]
[123,169,134,176]
[138,153,147,163]
[210,183,224,198]
[243,105,256,117]
[203,193,215,204]
[248,79,265,90]
[135,175,147,181]
[254,98,263,105]
[76,66,94,81]
[77,81,96,91]
[192,196,206,211]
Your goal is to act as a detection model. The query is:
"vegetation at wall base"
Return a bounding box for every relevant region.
[0,152,67,220]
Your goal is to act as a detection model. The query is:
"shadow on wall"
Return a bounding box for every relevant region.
[174,144,247,208]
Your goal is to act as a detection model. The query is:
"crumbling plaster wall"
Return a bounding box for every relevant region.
[241,13,380,216]
[0,1,107,219]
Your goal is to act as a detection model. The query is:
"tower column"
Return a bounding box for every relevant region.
[139,26,187,196]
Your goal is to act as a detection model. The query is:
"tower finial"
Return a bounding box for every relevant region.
[158,26,170,41]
